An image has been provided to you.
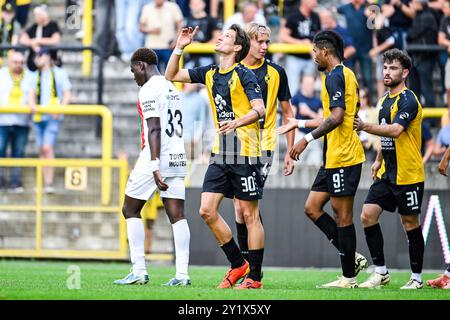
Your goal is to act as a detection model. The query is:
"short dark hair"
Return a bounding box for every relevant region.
[313,30,344,61]
[131,48,158,66]
[229,24,250,63]
[383,48,412,71]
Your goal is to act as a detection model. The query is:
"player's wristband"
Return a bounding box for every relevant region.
[173,48,183,55]
[304,133,315,143]
[150,158,160,172]
[252,108,261,119]
[297,120,306,128]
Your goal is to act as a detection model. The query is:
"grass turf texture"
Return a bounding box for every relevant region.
[1,260,449,300]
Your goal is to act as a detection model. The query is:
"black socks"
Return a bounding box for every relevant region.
[364,223,385,267]
[338,224,356,278]
[221,238,245,269]
[406,226,424,274]
[314,213,340,251]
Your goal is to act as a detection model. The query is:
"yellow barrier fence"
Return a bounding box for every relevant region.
[0,104,113,205]
[0,158,129,259]
[82,0,94,77]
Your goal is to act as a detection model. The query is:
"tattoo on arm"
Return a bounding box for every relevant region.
[310,114,341,139]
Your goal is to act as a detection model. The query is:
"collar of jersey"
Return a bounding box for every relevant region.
[218,63,238,74]
[243,58,265,70]
[331,63,344,72]
[388,86,407,99]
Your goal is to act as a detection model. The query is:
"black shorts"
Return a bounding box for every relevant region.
[364,179,424,215]
[202,163,263,201]
[257,150,274,188]
[311,163,362,197]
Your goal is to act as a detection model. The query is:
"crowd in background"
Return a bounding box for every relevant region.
[3,0,450,191]
[0,1,71,193]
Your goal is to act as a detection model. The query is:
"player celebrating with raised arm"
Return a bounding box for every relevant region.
[354,49,425,290]
[165,25,266,289]
[114,48,191,287]
[234,23,295,268]
[278,30,366,288]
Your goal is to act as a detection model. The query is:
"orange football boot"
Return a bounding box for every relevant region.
[217,260,250,288]
[235,276,263,290]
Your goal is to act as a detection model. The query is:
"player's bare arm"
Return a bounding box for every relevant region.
[147,117,168,191]
[218,98,266,135]
[280,100,295,176]
[288,107,343,160]
[165,26,199,83]
[277,117,323,135]
[371,143,383,180]
[354,116,405,138]
[438,146,450,176]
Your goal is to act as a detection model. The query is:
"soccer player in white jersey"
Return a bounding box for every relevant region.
[114,48,191,286]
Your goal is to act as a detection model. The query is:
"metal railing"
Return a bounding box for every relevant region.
[0,105,113,204]
[0,158,129,260]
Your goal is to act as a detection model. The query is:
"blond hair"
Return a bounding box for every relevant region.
[245,22,271,40]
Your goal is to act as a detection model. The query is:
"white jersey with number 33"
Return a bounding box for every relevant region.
[135,75,186,177]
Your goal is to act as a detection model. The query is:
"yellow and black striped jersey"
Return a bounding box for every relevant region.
[376,88,425,185]
[321,64,365,168]
[188,63,263,158]
[242,58,291,151]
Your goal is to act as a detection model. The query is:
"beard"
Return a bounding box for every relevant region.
[384,77,402,88]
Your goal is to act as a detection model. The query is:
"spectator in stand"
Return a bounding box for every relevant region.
[0,2,21,59]
[0,51,34,193]
[367,11,396,97]
[439,0,450,108]
[357,87,379,162]
[407,0,438,108]
[291,74,323,165]
[15,0,31,29]
[19,5,62,72]
[422,121,435,164]
[177,0,191,18]
[433,122,450,158]
[279,0,320,95]
[94,0,117,60]
[30,49,71,194]
[206,0,220,18]
[382,0,416,49]
[319,8,356,63]
[184,0,221,68]
[429,0,447,96]
[337,0,373,93]
[181,83,209,161]
[115,0,145,62]
[222,1,266,32]
[140,0,183,71]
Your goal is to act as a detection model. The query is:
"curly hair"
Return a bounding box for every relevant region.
[383,48,412,71]
[131,48,159,66]
[313,30,344,61]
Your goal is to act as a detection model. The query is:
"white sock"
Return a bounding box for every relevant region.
[445,270,450,277]
[172,219,190,280]
[411,272,422,282]
[375,265,388,275]
[126,218,147,276]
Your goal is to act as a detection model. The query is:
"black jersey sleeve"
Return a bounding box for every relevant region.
[188,65,214,84]
[325,70,346,109]
[237,67,263,102]
[275,65,291,102]
[393,91,419,129]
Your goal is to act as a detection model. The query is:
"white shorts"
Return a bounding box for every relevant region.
[125,170,185,201]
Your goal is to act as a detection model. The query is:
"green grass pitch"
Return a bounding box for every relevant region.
[0,259,449,300]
